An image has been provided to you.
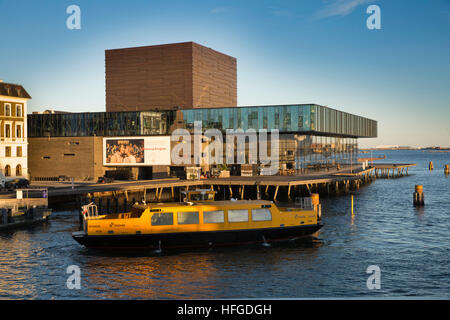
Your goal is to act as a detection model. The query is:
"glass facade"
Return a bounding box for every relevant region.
[293,135,358,171]
[27,104,375,173]
[232,134,358,173]
[182,104,377,138]
[28,111,175,137]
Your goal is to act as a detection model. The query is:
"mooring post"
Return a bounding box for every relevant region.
[351,194,354,216]
[413,185,424,206]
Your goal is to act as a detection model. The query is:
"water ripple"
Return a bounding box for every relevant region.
[1,150,449,298]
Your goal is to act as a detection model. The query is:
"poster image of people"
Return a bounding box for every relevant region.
[105,139,144,164]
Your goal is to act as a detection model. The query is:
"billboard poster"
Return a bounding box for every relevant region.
[103,136,171,166]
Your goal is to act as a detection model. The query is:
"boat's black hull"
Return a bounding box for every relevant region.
[72,224,323,250]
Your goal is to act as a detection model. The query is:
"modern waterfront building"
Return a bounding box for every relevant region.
[27,42,377,181]
[28,104,376,180]
[0,80,30,179]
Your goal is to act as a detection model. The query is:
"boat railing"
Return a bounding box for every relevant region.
[81,202,100,220]
[295,197,314,210]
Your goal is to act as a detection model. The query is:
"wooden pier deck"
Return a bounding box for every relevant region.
[373,163,416,178]
[34,167,378,207]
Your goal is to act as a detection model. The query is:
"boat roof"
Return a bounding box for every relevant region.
[134,200,274,210]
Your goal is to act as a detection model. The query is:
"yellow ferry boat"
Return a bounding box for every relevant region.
[72,191,323,249]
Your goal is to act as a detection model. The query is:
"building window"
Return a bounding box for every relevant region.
[16,164,22,176]
[203,210,225,224]
[177,211,199,225]
[16,105,22,117]
[4,104,11,116]
[4,165,11,177]
[17,146,22,157]
[16,124,22,138]
[5,147,11,157]
[5,124,11,138]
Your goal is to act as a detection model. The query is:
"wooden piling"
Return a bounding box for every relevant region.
[274,186,279,201]
[413,185,424,206]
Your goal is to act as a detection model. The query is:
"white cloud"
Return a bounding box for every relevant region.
[313,0,373,20]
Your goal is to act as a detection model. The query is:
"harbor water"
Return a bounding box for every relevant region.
[0,150,449,299]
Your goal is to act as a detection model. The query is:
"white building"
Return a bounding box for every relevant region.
[0,80,30,179]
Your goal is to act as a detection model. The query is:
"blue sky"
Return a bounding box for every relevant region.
[0,0,449,147]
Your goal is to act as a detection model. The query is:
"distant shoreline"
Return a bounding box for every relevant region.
[360,148,450,151]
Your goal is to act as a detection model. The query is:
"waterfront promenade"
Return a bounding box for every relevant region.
[1,163,417,210]
[21,166,377,207]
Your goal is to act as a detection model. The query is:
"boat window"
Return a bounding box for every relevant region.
[151,212,173,226]
[130,207,145,218]
[203,210,225,224]
[252,208,272,221]
[177,211,199,225]
[228,209,249,223]
[190,193,203,201]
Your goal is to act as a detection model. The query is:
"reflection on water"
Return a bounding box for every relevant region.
[80,239,323,299]
[1,150,450,299]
